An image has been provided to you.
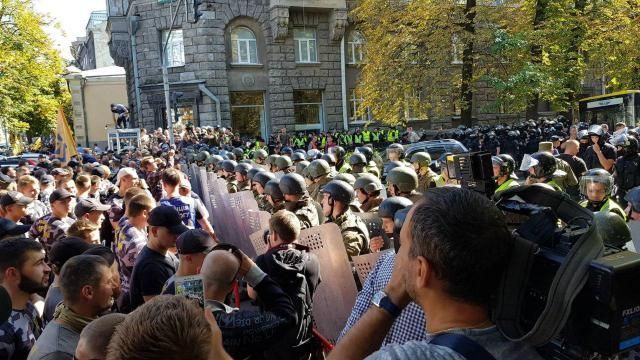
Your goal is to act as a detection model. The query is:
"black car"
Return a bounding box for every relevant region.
[404,139,468,170]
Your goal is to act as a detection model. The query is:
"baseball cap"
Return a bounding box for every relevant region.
[115,167,139,186]
[49,189,75,203]
[176,229,215,254]
[0,192,33,207]
[0,218,30,238]
[51,168,71,177]
[74,198,110,218]
[40,175,55,185]
[147,206,189,235]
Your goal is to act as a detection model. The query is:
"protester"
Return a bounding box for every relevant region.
[162,229,216,295]
[66,220,101,245]
[73,198,110,226]
[74,313,126,360]
[0,238,50,360]
[29,189,76,253]
[128,206,187,310]
[28,255,116,360]
[331,188,541,359]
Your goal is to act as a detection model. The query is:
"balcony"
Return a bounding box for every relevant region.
[107,16,130,67]
[270,0,347,9]
[269,0,348,42]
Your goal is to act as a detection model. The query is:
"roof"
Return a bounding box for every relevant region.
[579,90,640,102]
[65,66,126,79]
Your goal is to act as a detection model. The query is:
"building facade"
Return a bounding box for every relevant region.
[106,0,373,137]
[72,11,115,71]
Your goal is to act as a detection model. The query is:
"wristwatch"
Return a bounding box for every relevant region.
[372,291,401,318]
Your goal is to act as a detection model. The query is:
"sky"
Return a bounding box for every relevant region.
[33,0,107,60]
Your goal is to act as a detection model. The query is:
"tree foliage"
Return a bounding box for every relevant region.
[0,0,69,148]
[353,0,640,124]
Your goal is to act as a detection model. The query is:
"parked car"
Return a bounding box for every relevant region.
[404,139,469,171]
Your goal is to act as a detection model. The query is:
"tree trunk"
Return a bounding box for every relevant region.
[461,0,477,127]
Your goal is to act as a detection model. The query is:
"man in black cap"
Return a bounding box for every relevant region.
[29,189,76,253]
[74,198,110,226]
[38,175,55,212]
[1,191,33,225]
[161,229,216,295]
[128,206,188,311]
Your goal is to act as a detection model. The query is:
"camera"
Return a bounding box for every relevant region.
[495,186,640,359]
[446,151,496,197]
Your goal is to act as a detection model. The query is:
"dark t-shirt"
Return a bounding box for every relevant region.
[582,144,616,170]
[129,246,179,311]
[557,154,588,180]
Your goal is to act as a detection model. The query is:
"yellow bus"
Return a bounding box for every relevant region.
[578,90,640,128]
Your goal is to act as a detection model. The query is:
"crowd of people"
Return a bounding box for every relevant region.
[0,115,638,360]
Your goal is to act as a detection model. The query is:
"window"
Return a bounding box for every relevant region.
[231,27,259,64]
[452,34,464,64]
[162,29,185,67]
[347,31,365,64]
[294,29,318,63]
[231,92,265,136]
[293,90,323,130]
[349,89,368,123]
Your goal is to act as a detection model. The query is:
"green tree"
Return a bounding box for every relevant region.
[0,0,69,151]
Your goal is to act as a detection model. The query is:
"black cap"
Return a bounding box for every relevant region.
[0,218,30,238]
[0,192,33,207]
[176,229,215,254]
[48,237,94,269]
[49,189,75,203]
[74,198,110,218]
[40,175,54,185]
[147,206,189,235]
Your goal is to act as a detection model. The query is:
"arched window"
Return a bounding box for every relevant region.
[347,31,365,64]
[231,27,258,64]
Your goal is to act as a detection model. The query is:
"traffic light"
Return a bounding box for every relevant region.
[193,0,203,22]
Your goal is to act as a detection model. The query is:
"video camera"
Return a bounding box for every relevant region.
[445,152,496,197]
[494,186,640,359]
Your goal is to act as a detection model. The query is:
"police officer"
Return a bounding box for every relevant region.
[410,152,443,192]
[386,143,406,164]
[624,186,640,221]
[521,152,564,191]
[579,168,627,220]
[306,159,334,203]
[232,147,245,161]
[221,160,239,193]
[321,153,338,175]
[611,134,640,207]
[195,151,209,168]
[247,167,264,191]
[205,154,224,173]
[362,127,372,144]
[492,154,519,198]
[356,146,381,178]
[279,173,320,229]
[320,180,370,258]
[264,179,285,213]
[234,163,253,192]
[252,171,276,212]
[386,167,421,202]
[369,196,413,252]
[353,173,384,212]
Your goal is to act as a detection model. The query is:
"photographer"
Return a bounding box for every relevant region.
[331,188,541,359]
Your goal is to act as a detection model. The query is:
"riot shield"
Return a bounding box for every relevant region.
[628,221,640,253]
[352,250,391,285]
[249,229,269,256]
[188,164,203,199]
[247,210,271,236]
[354,212,383,238]
[298,223,358,344]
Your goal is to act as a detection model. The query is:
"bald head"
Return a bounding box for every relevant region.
[75,313,126,360]
[200,250,241,297]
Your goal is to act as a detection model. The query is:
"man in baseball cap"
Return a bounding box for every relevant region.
[128,206,188,310]
[0,218,31,240]
[162,229,216,295]
[74,198,110,225]
[0,191,33,224]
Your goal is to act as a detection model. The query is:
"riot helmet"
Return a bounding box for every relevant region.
[264,179,284,202]
[580,168,613,204]
[320,180,355,204]
[386,167,419,194]
[279,173,307,196]
[306,159,331,180]
[296,161,310,175]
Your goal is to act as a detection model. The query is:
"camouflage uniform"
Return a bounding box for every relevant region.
[284,194,319,229]
[417,170,443,193]
[238,181,251,192]
[227,179,239,193]
[256,194,273,213]
[332,209,370,258]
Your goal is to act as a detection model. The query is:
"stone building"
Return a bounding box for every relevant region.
[106,0,370,137]
[72,11,115,70]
